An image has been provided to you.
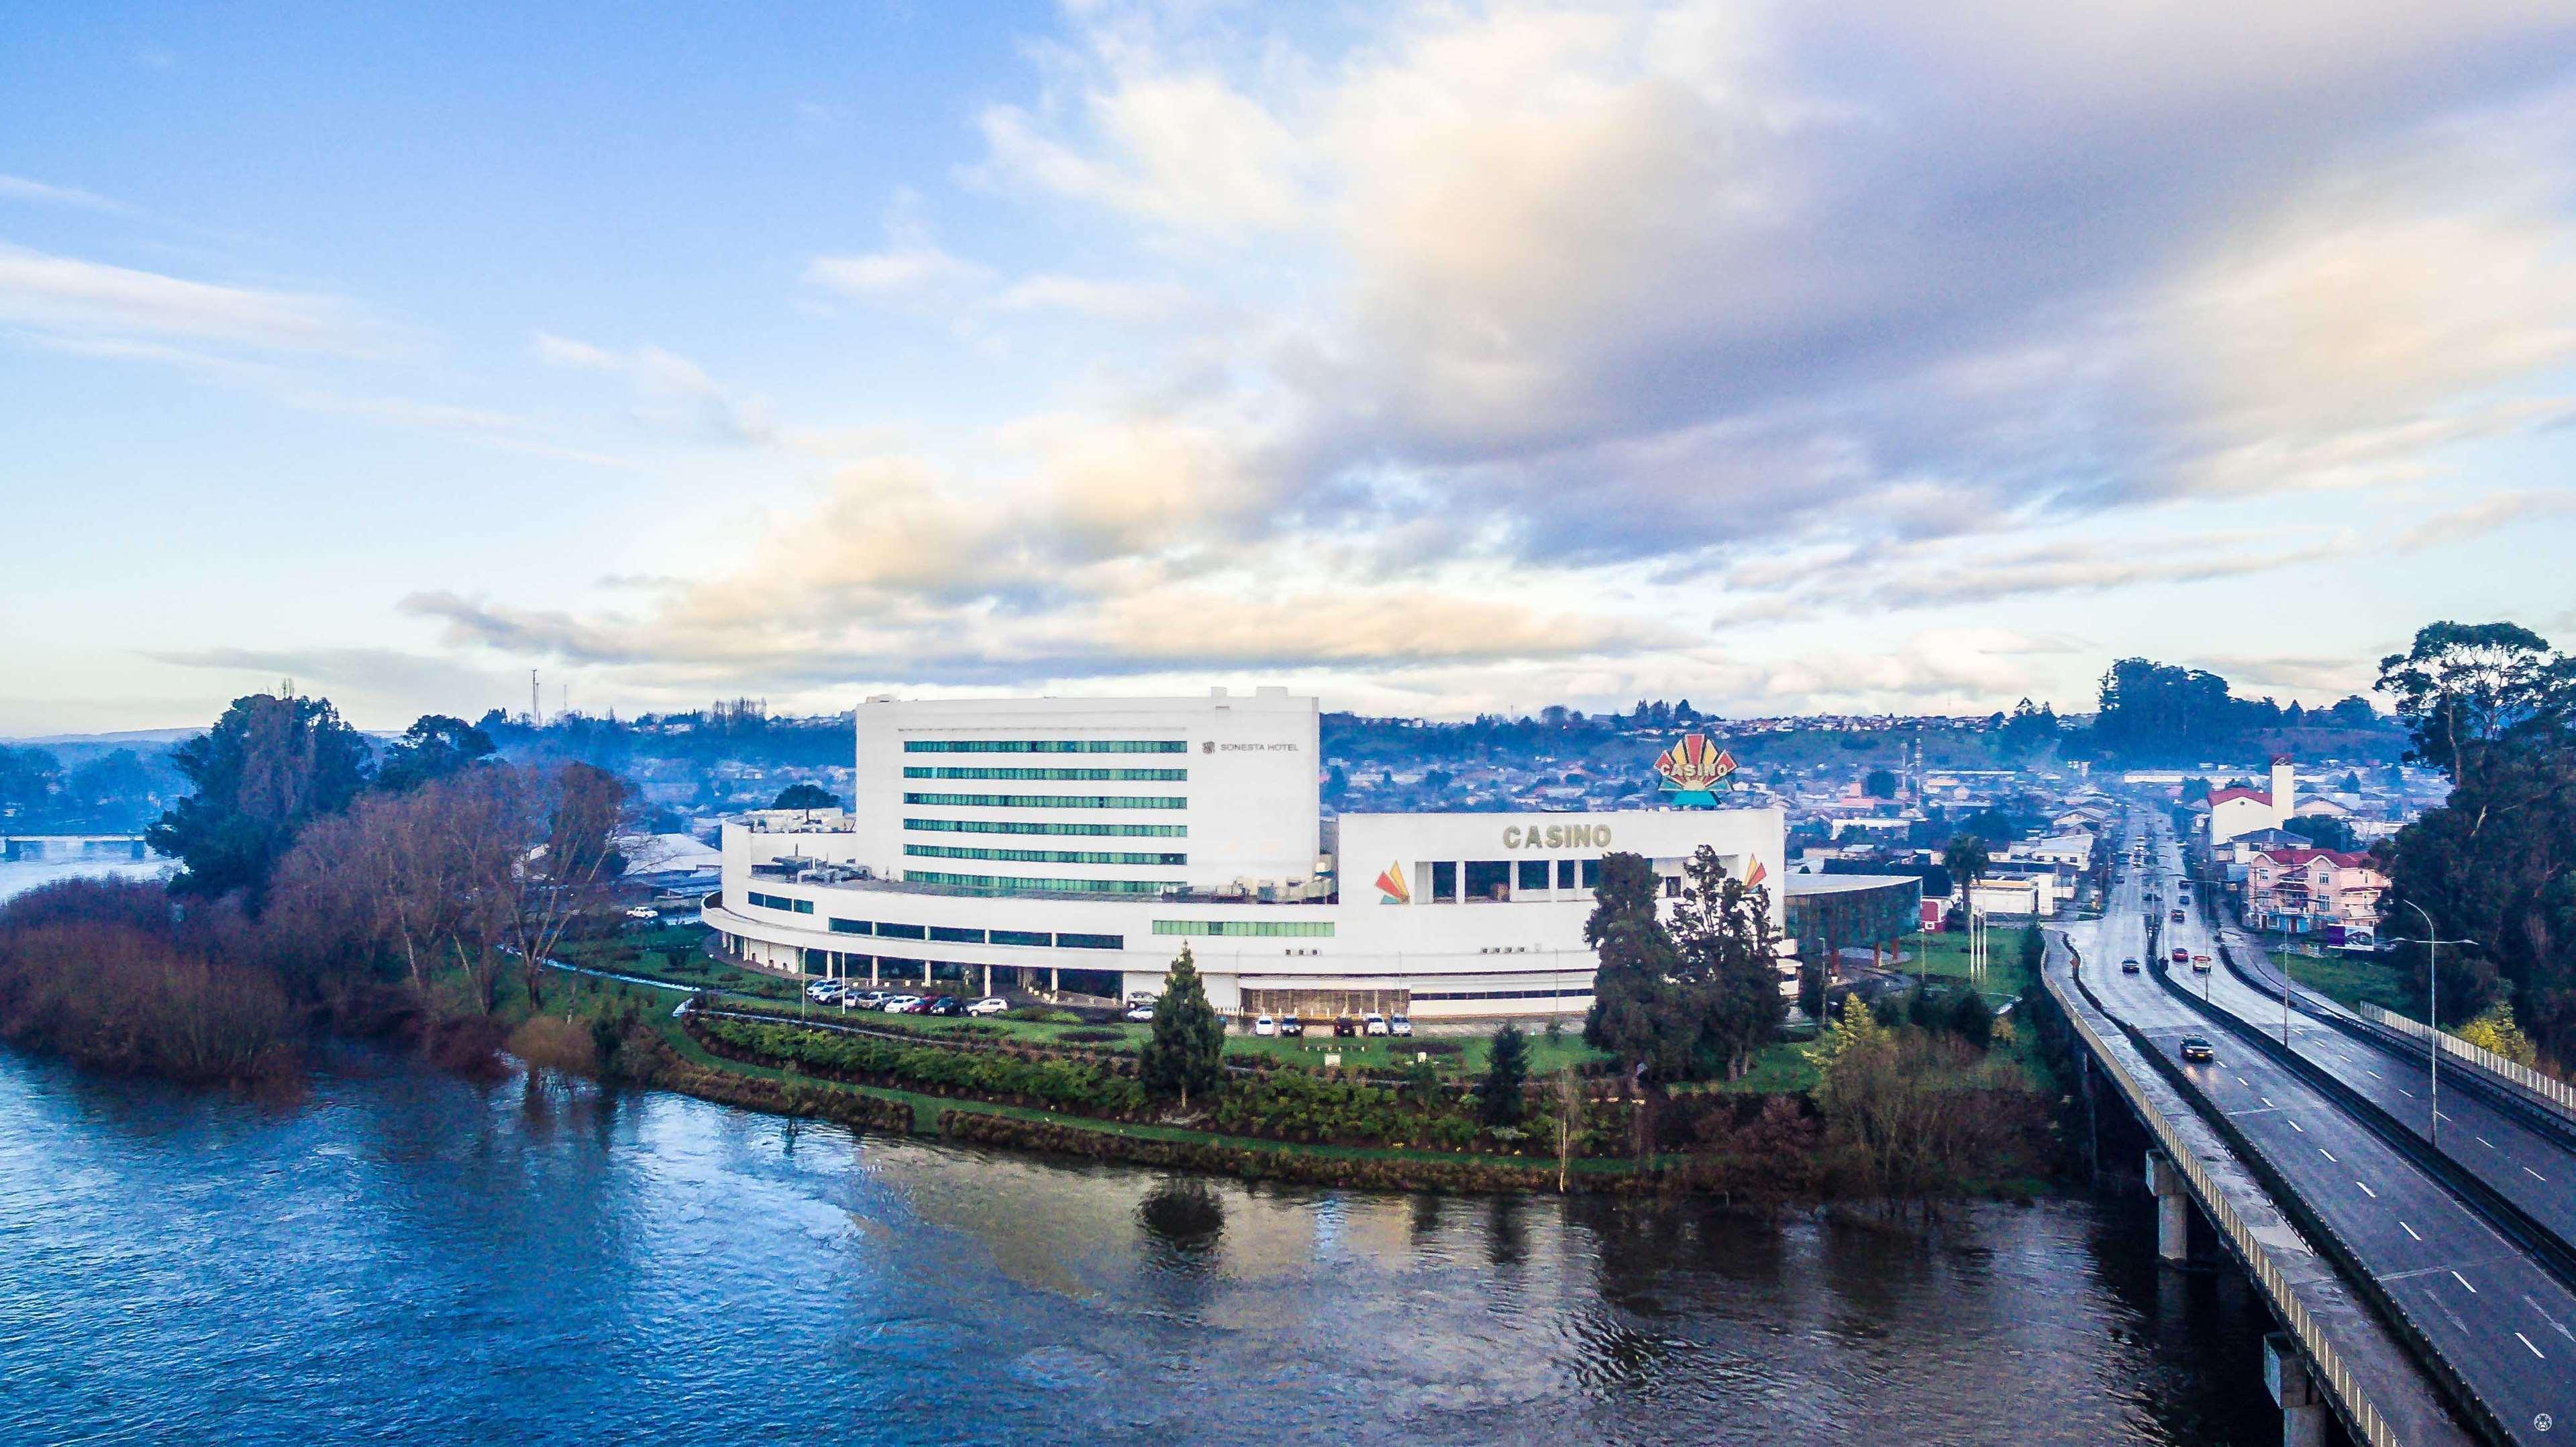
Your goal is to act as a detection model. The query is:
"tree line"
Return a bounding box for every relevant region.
[1,692,641,1083]
[2372,621,2576,1069]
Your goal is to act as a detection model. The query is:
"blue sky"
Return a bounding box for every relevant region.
[8,1,2576,735]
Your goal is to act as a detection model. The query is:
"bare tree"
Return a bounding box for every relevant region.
[1555,1066,1584,1193]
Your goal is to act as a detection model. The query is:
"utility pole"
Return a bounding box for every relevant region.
[531,668,542,727]
[2396,901,2478,1152]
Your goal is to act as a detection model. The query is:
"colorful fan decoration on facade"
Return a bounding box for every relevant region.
[1742,857,1767,889]
[1376,861,1410,905]
[1653,733,1737,806]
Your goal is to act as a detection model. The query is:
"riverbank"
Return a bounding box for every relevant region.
[0,1039,2291,1446]
[1,877,2068,1203]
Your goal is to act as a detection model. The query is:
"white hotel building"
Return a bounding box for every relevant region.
[702,689,1788,1023]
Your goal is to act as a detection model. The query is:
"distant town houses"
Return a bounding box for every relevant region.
[2242,846,2389,943]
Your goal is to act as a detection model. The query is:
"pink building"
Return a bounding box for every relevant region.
[2243,846,2388,940]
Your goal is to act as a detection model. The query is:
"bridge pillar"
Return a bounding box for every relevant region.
[2262,1333,2326,1447]
[2145,1150,2188,1262]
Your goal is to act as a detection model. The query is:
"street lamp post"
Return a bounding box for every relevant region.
[2394,901,2478,1152]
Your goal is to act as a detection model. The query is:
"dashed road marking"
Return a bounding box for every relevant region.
[2400,1221,2422,1242]
[2320,1148,2338,1162]
[2528,1166,2549,1182]
[2288,1119,2304,1134]
[2453,1270,2477,1294]
[2358,1181,2378,1199]
[2515,1331,2545,1359]
[2479,1137,2496,1149]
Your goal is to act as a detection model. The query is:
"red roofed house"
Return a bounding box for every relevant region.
[2208,757,2296,844]
[2243,846,2388,940]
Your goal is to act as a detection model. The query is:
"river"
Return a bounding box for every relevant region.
[0,1044,2290,1445]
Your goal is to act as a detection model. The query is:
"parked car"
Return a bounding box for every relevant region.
[805,981,840,1001]
[1332,1016,1359,1038]
[2179,1036,2216,1062]
[852,991,888,1009]
[1362,1013,1390,1036]
[928,996,964,1017]
[2120,958,2141,975]
[1388,1015,1412,1038]
[625,905,661,921]
[1123,1002,1155,1022]
[881,995,922,1013]
[966,996,1009,1017]
[1252,1015,1277,1037]
[1278,1016,1304,1038]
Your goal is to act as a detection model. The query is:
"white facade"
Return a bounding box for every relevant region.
[705,691,1788,1022]
[2208,758,2298,844]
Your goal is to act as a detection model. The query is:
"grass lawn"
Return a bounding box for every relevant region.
[1223,1026,1605,1079]
[554,924,806,1002]
[704,994,1610,1080]
[1889,927,2039,997]
[2280,948,2422,1020]
[1700,1037,1824,1095]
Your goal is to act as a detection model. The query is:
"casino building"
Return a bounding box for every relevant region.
[702,689,1789,1024]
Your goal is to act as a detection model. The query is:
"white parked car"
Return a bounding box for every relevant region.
[1252,1015,1277,1037]
[625,905,660,921]
[882,995,922,1013]
[1363,1013,1389,1036]
[966,996,1009,1017]
[1123,1003,1155,1022]
[805,981,841,1002]
[1388,1015,1412,1037]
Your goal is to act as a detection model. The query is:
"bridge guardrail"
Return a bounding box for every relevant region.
[2046,942,2408,1446]
[2356,1003,2576,1132]
[2210,932,2576,1150]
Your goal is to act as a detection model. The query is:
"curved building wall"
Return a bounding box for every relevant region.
[711,790,1788,1023]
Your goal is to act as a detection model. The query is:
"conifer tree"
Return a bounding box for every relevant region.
[1139,944,1226,1109]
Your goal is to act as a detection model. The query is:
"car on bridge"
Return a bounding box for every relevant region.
[2191,954,2211,972]
[2121,958,2141,974]
[2171,947,2189,964]
[2179,1036,2215,1062]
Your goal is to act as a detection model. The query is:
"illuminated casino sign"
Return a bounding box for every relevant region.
[1653,733,1737,807]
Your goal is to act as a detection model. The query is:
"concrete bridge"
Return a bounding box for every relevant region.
[2052,810,2576,1446]
[1,833,150,862]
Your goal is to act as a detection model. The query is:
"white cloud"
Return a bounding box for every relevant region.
[988,274,1191,323]
[804,247,993,297]
[0,243,380,356]
[0,174,129,213]
[531,332,774,444]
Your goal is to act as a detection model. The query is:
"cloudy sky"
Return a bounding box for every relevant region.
[8,1,2576,736]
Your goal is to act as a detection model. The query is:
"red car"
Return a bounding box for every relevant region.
[2171,948,2189,964]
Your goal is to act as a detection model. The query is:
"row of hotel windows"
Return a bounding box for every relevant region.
[905,870,1170,895]
[1423,858,1602,901]
[904,739,1188,754]
[905,817,1188,838]
[904,793,1188,810]
[737,893,1320,944]
[820,917,1124,950]
[1408,985,1595,1002]
[905,844,1188,866]
[1151,919,1333,938]
[903,766,1188,781]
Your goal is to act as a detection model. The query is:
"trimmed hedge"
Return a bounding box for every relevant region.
[650,1040,919,1134]
[937,1111,1621,1194]
[692,1014,1150,1116]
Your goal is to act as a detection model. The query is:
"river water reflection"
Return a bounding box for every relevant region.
[0,1045,2287,1444]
